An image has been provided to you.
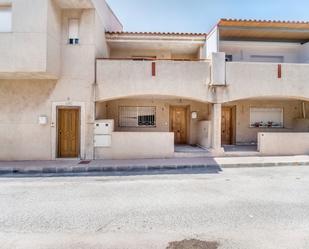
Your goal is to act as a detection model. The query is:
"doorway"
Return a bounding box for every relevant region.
[170,106,187,144]
[221,106,236,145]
[57,107,80,158]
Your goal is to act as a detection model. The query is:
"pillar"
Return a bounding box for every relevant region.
[211,103,223,153]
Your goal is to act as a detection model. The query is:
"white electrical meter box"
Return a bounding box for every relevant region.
[94,135,112,147]
[38,115,48,125]
[94,120,114,135]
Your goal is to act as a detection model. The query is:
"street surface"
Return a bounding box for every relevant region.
[0,166,309,249]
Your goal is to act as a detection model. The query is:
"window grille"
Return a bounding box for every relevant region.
[119,106,156,127]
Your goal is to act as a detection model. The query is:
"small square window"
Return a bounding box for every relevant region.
[225,55,233,62]
[69,38,79,45]
[68,19,79,45]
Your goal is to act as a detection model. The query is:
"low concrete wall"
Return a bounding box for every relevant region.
[95,132,174,159]
[258,132,309,155]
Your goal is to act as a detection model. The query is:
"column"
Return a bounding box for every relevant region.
[211,103,223,153]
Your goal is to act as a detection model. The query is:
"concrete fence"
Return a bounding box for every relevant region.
[258,132,309,155]
[95,132,175,159]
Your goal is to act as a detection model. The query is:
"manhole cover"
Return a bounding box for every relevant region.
[166,239,219,249]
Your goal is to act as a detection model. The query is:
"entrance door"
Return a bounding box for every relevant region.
[57,108,80,158]
[170,106,187,144]
[221,106,235,145]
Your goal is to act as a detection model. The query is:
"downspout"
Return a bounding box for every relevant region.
[92,58,97,160]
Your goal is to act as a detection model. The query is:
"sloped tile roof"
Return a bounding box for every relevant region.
[106,31,207,36]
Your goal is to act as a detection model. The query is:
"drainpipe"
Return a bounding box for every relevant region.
[92,58,97,160]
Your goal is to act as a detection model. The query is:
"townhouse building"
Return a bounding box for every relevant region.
[0,0,309,160]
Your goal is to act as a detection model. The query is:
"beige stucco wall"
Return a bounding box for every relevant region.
[95,132,174,159]
[0,1,119,160]
[258,132,309,155]
[3,1,309,160]
[0,0,47,75]
[0,80,56,160]
[96,60,212,102]
[220,41,301,63]
[96,98,210,145]
[293,119,309,131]
[221,62,309,103]
[109,49,198,60]
[225,99,303,144]
[46,0,61,77]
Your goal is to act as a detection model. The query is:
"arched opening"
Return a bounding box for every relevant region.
[94,95,212,159]
[221,97,309,155]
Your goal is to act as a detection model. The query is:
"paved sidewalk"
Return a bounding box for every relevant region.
[0,155,309,175]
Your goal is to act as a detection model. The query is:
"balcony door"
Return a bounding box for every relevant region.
[57,107,80,158]
[170,106,187,144]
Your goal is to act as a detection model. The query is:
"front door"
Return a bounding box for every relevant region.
[221,106,235,145]
[170,106,187,144]
[57,108,80,158]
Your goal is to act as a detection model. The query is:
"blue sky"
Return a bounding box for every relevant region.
[106,0,309,33]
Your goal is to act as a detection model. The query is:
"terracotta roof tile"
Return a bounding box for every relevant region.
[220,18,309,24]
[106,31,207,36]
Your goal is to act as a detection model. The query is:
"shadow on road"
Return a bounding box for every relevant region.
[166,239,219,249]
[0,165,223,178]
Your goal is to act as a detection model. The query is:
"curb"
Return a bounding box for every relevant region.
[0,161,308,176]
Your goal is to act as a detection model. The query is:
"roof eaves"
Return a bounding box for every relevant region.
[220,18,309,25]
[105,31,207,37]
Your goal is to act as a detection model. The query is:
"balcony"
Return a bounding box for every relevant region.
[95,59,211,102]
[0,32,59,80]
[225,62,309,101]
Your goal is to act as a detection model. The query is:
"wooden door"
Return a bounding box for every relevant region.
[170,106,187,144]
[221,107,234,145]
[57,108,80,158]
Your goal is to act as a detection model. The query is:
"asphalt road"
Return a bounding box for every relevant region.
[0,166,309,249]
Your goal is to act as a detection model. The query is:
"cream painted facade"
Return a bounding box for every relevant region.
[0,0,122,160]
[1,5,309,160]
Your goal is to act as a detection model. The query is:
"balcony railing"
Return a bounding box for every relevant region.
[95,58,211,102]
[225,62,309,101]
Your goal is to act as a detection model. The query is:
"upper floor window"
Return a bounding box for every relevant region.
[0,6,12,32]
[250,55,284,63]
[68,19,79,45]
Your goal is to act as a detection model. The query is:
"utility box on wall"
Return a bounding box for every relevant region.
[94,120,114,135]
[94,135,112,147]
[94,120,114,147]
